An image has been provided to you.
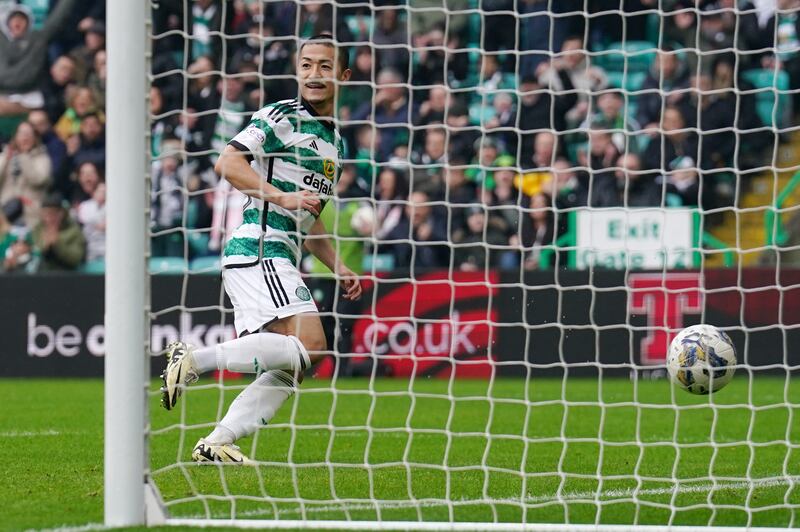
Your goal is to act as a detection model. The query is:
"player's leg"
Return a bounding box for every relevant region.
[194,313,327,462]
[161,261,314,411]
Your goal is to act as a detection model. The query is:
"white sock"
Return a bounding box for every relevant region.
[214,370,298,441]
[192,333,310,375]
[205,425,235,445]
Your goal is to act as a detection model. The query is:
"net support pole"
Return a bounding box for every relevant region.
[104,0,147,526]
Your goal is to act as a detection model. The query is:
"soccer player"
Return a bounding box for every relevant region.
[160,34,361,463]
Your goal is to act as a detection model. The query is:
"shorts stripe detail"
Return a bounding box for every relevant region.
[264,259,288,307]
[266,259,290,304]
[260,262,281,308]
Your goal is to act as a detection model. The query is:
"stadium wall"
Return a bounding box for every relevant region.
[1,270,797,377]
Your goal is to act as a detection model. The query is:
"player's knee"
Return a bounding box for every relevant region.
[306,336,327,356]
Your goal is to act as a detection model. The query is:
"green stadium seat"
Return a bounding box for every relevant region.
[190,255,221,274]
[742,69,792,129]
[149,256,187,274]
[594,41,657,74]
[80,259,106,274]
[606,71,647,93]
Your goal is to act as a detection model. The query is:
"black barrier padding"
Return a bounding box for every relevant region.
[1,269,798,377]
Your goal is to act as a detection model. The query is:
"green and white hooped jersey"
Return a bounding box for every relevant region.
[223,98,344,268]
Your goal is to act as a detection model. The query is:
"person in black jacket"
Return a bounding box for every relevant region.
[641,106,699,175]
[636,47,691,131]
[517,68,577,165]
[385,189,450,271]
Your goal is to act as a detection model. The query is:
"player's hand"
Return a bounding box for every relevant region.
[338,266,362,301]
[277,190,320,216]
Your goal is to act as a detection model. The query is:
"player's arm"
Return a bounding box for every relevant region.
[215,145,321,216]
[305,216,362,300]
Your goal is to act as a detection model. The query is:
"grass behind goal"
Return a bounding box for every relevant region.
[8,376,798,530]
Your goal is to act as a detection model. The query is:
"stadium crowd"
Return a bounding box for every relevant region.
[0,0,794,273]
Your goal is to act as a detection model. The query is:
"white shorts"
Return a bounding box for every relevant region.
[223,258,318,336]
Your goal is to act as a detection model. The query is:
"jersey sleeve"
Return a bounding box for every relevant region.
[228,106,296,161]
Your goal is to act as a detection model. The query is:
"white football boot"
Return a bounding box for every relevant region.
[160,341,199,410]
[192,439,253,464]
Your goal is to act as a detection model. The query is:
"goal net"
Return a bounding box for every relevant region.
[137,0,800,529]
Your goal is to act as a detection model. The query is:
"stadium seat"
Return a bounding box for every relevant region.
[190,255,222,274]
[742,69,792,129]
[80,259,106,274]
[594,41,657,74]
[149,256,188,275]
[606,70,647,93]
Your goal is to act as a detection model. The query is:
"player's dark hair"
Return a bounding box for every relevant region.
[300,33,349,72]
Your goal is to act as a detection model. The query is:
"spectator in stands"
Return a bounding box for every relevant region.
[385,189,450,270]
[411,127,448,191]
[150,145,185,257]
[87,49,107,109]
[69,20,105,84]
[0,200,28,272]
[30,192,86,272]
[27,109,67,189]
[466,136,503,191]
[411,24,447,86]
[758,0,800,110]
[550,157,590,211]
[71,161,103,206]
[373,7,409,74]
[539,35,608,127]
[686,73,736,169]
[636,47,691,131]
[612,153,663,207]
[190,0,225,63]
[414,85,448,126]
[709,53,768,168]
[0,0,78,116]
[66,111,105,170]
[374,166,408,244]
[339,46,374,123]
[582,91,643,153]
[453,206,509,271]
[150,86,177,159]
[530,131,559,170]
[698,1,762,70]
[474,54,514,103]
[482,156,525,257]
[641,105,698,174]
[519,0,569,79]
[517,192,556,270]
[186,56,219,153]
[0,121,52,228]
[442,156,478,233]
[662,156,701,207]
[483,92,517,151]
[352,68,410,160]
[76,179,106,263]
[54,86,99,141]
[40,55,76,124]
[295,1,353,42]
[586,126,622,174]
[517,70,576,166]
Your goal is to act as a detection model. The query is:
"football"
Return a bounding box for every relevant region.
[667,324,737,395]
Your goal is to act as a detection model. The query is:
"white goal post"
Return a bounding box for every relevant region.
[104,0,147,527]
[103,0,800,530]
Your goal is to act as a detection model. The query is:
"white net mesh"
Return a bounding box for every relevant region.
[146,0,800,528]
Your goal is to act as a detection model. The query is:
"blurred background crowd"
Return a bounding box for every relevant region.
[0,0,795,274]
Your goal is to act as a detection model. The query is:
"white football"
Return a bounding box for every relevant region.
[666,324,737,395]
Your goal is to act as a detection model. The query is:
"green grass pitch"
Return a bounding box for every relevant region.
[4,375,800,530]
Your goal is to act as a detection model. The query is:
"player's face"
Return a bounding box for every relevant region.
[298,44,350,104]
